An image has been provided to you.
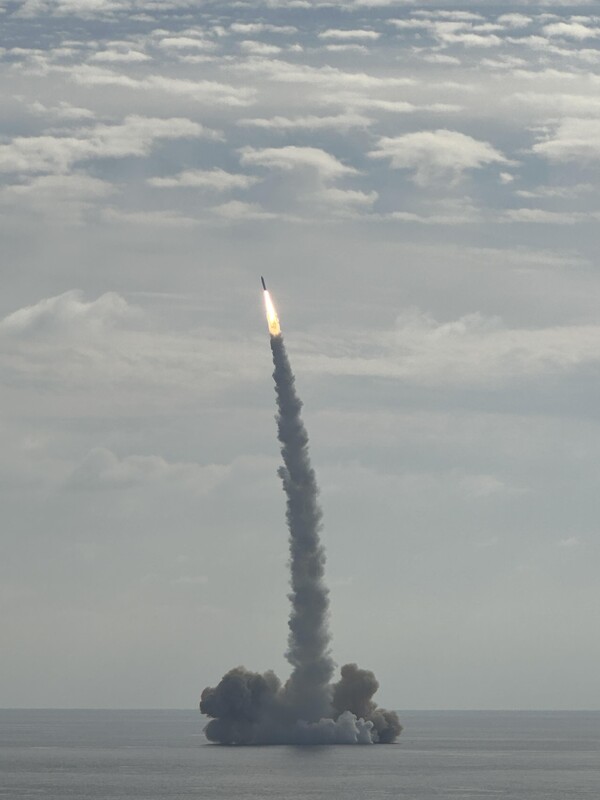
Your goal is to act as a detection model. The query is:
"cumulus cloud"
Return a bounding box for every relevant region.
[388,19,431,31]
[438,31,503,47]
[388,197,481,225]
[237,112,371,131]
[239,40,282,56]
[421,53,461,64]
[0,115,209,174]
[390,16,503,47]
[157,36,217,51]
[316,186,378,215]
[16,0,203,16]
[369,129,506,185]
[533,118,600,162]
[0,290,135,338]
[90,48,150,62]
[233,57,415,90]
[101,208,199,226]
[323,44,369,53]
[70,65,254,107]
[497,13,532,28]
[148,168,258,191]
[557,536,580,548]
[512,91,600,116]
[298,310,600,386]
[69,447,228,492]
[239,146,357,180]
[515,183,593,198]
[211,200,277,221]
[235,146,371,219]
[318,29,380,40]
[502,208,588,224]
[229,22,298,35]
[27,100,95,120]
[543,21,600,39]
[0,173,115,223]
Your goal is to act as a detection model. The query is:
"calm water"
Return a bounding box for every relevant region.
[0,710,598,799]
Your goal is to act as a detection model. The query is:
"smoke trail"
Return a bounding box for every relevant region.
[270,333,334,720]
[200,327,402,745]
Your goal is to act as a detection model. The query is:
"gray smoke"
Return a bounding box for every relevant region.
[200,333,401,745]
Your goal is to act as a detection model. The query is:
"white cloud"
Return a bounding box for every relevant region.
[316,186,378,213]
[27,100,95,120]
[90,48,150,62]
[0,173,115,223]
[157,36,216,51]
[512,91,600,116]
[543,21,600,39]
[239,40,282,55]
[237,112,371,130]
[318,29,380,40]
[239,145,357,180]
[388,19,431,30]
[235,146,372,220]
[69,447,228,492]
[233,57,415,90]
[211,200,276,221]
[557,536,580,548]
[148,168,258,191]
[460,473,509,499]
[229,22,298,35]
[418,11,484,21]
[0,290,134,338]
[391,16,503,47]
[502,208,588,224]
[369,129,506,185]
[438,31,503,48]
[70,65,254,107]
[297,309,600,386]
[2,173,113,199]
[16,0,124,17]
[497,13,532,28]
[15,0,220,16]
[515,183,593,199]
[388,198,481,225]
[480,56,527,70]
[102,208,198,227]
[533,118,600,162]
[421,53,461,65]
[324,44,369,53]
[0,115,208,174]
[0,291,262,405]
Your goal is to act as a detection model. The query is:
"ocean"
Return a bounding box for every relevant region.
[1,709,598,799]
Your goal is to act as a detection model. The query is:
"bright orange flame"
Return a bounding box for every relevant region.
[264,290,281,336]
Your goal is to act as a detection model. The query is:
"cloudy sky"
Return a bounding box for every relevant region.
[2,0,600,711]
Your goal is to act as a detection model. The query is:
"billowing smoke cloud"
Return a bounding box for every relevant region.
[200,333,401,744]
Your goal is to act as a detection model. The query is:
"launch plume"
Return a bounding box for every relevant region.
[200,286,401,745]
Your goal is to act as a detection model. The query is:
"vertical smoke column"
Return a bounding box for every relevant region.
[265,286,335,721]
[198,283,402,744]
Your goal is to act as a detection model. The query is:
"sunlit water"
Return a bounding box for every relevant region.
[1,709,598,799]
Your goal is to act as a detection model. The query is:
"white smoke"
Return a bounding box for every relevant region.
[200,334,401,745]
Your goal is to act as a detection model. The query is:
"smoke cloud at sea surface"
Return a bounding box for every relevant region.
[200,332,401,745]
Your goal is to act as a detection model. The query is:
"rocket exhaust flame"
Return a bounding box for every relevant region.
[199,280,402,745]
[264,290,281,337]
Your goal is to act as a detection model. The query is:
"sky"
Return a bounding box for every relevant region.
[1,0,600,711]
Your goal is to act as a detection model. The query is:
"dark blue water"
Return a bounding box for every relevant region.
[0,710,598,798]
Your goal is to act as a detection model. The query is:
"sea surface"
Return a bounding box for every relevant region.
[0,709,598,799]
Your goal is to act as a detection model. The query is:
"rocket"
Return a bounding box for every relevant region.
[262,276,281,336]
